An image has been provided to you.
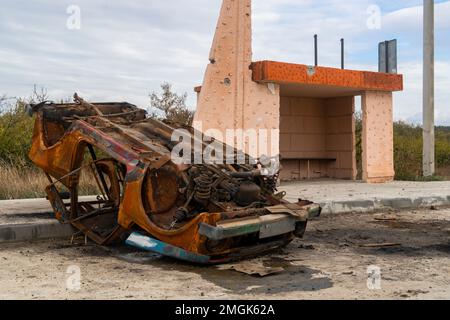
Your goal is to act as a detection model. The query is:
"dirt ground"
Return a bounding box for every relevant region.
[2,208,450,300]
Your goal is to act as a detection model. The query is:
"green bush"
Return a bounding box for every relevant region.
[0,99,35,166]
[149,83,194,126]
[393,124,423,180]
[436,128,450,168]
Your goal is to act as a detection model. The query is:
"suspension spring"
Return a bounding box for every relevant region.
[194,172,213,205]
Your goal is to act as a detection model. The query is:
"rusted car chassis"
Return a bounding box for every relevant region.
[28,94,320,264]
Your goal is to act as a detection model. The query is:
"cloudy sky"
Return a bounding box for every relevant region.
[0,0,449,124]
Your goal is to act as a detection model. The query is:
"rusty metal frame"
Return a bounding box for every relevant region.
[29,94,321,262]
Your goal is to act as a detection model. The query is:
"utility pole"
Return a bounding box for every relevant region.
[423,0,435,177]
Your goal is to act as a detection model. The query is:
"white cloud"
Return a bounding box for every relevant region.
[383,1,450,31]
[0,0,449,124]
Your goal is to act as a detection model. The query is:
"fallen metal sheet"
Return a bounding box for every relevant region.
[216,259,285,277]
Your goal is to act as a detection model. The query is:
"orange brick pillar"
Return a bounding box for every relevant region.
[361,91,395,183]
[194,0,280,158]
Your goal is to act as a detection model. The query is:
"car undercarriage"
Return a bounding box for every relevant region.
[28,94,321,264]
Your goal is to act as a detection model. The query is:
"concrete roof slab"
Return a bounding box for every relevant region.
[251,61,403,97]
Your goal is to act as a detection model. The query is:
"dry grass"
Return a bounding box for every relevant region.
[0,164,99,200]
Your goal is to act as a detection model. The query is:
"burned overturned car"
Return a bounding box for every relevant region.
[28,94,321,264]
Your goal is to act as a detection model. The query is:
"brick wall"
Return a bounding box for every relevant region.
[324,97,357,179]
[279,96,356,180]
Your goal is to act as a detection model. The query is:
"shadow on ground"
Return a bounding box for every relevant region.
[43,211,450,295]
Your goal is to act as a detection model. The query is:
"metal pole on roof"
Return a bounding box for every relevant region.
[423,0,435,177]
[314,34,318,66]
[340,38,345,69]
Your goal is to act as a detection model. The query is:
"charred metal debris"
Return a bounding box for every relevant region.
[28,94,321,264]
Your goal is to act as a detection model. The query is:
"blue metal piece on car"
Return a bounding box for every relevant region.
[125,232,211,264]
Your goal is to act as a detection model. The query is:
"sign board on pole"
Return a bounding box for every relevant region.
[379,39,397,74]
